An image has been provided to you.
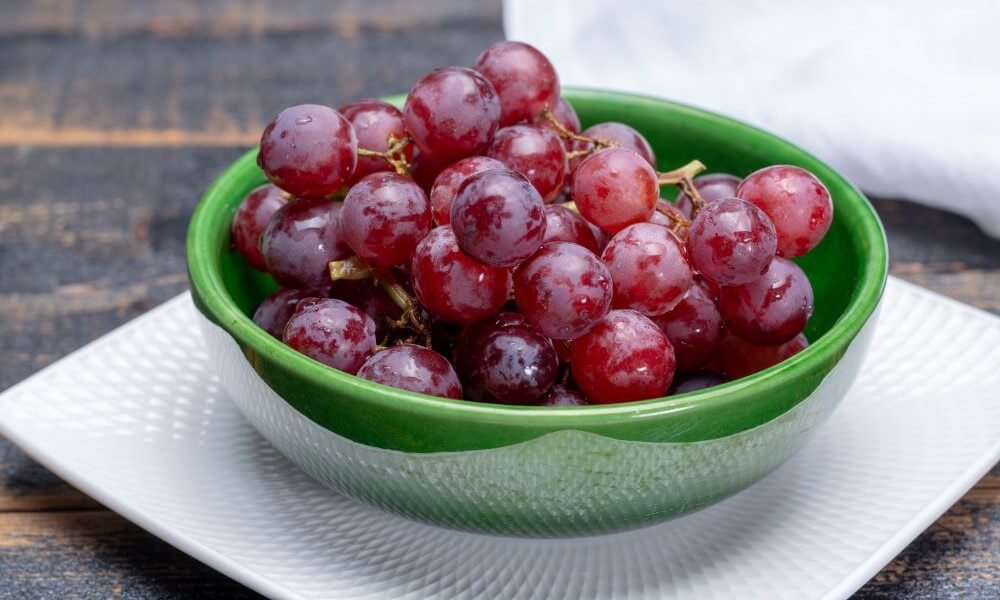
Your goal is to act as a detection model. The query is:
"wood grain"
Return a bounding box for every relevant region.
[0,0,996,597]
[0,511,261,599]
[0,0,500,147]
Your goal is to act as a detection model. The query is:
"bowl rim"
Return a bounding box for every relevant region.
[187,88,888,433]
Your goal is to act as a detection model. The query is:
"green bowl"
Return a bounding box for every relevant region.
[187,89,888,536]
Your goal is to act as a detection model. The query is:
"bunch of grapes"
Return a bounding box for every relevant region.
[231,41,833,405]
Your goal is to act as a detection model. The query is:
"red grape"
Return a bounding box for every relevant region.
[688,197,778,286]
[669,371,726,394]
[410,226,510,325]
[587,221,609,252]
[541,204,600,253]
[258,104,357,199]
[231,184,287,271]
[650,281,723,371]
[486,124,568,202]
[675,173,741,218]
[473,41,559,126]
[649,200,691,240]
[409,148,452,193]
[329,278,403,338]
[338,99,412,181]
[572,148,658,233]
[459,323,559,404]
[282,298,376,374]
[513,241,613,339]
[340,172,432,268]
[736,165,833,257]
[571,309,675,403]
[601,222,693,316]
[718,256,814,345]
[429,156,505,225]
[540,384,589,406]
[537,97,581,150]
[716,332,809,380]
[252,287,326,338]
[579,122,656,167]
[356,344,463,399]
[450,169,546,267]
[261,198,351,289]
[552,338,573,364]
[403,67,500,162]
[451,311,530,384]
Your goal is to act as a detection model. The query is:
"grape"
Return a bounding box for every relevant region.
[649,200,691,240]
[403,66,500,162]
[718,256,814,345]
[231,184,287,271]
[699,275,721,300]
[540,384,589,406]
[716,332,809,380]
[340,172,432,268]
[338,100,413,181]
[356,344,463,399]
[736,165,833,257]
[601,222,693,316]
[281,298,376,374]
[650,281,722,371]
[486,124,568,202]
[450,169,546,267]
[541,204,600,253]
[571,309,675,403]
[537,97,581,150]
[687,198,778,286]
[587,221,609,252]
[579,122,655,167]
[572,148,658,233]
[675,173,741,218]
[410,226,510,324]
[669,371,726,394]
[258,104,357,199]
[513,241,613,339]
[429,156,505,225]
[409,148,451,193]
[552,338,573,364]
[261,198,351,289]
[473,41,559,126]
[459,323,558,404]
[252,287,326,338]
[451,311,529,383]
[329,278,402,338]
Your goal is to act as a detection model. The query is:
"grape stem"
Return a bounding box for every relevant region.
[658,160,709,217]
[655,204,692,229]
[357,134,413,177]
[539,108,617,160]
[656,160,706,184]
[328,256,374,280]
[559,200,580,215]
[328,256,432,346]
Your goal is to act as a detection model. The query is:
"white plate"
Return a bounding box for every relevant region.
[1,276,998,600]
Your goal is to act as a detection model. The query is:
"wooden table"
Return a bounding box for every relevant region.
[0,1,996,597]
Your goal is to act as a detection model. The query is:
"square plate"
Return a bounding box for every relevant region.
[1,276,998,600]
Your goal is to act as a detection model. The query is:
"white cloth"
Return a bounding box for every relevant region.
[505,0,1000,237]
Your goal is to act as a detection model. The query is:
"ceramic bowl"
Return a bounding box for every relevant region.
[187,89,888,536]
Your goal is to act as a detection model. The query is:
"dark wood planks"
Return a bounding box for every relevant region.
[0,0,501,146]
[0,0,996,598]
[0,510,261,599]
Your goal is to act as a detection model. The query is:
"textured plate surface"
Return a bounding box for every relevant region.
[1,276,998,600]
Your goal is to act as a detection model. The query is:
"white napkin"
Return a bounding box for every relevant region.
[505,0,1000,237]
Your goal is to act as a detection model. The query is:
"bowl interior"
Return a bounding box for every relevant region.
[188,89,887,452]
